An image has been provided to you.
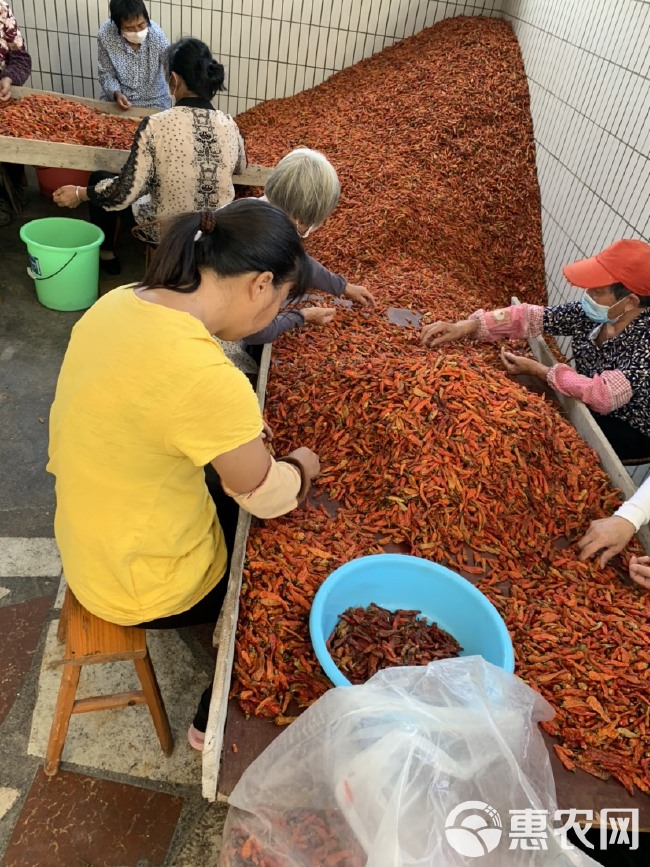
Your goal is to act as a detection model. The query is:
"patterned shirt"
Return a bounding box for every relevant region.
[97,19,171,109]
[0,1,31,85]
[542,302,650,436]
[471,301,650,436]
[87,97,246,243]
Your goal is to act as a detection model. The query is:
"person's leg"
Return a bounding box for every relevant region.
[87,171,134,274]
[134,484,242,745]
[136,570,231,630]
[0,162,24,224]
[591,413,650,463]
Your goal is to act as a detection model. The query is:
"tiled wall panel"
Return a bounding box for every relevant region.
[11,1,503,115]
[503,0,649,305]
[502,0,650,481]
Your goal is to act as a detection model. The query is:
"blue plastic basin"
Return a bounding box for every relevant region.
[309,553,515,686]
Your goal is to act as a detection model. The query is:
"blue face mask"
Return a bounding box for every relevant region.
[581,293,623,324]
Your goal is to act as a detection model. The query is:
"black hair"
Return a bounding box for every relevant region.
[110,0,149,28]
[611,281,650,308]
[167,37,226,101]
[141,199,308,299]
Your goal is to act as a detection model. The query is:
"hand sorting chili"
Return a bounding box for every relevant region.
[0,93,139,149]
[327,603,462,684]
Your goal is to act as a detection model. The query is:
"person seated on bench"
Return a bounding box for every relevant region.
[53,37,245,275]
[243,148,376,345]
[420,239,650,464]
[97,0,171,110]
[0,0,32,226]
[48,200,320,751]
[577,476,650,590]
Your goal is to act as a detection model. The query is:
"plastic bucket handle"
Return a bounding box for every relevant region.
[27,251,78,281]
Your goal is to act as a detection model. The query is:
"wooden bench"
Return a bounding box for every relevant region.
[44,588,173,776]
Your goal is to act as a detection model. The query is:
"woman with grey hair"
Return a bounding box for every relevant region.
[245,147,376,344]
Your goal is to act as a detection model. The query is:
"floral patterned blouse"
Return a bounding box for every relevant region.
[0,1,31,86]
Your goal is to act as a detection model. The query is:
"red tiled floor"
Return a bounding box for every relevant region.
[4,768,183,867]
[0,595,54,725]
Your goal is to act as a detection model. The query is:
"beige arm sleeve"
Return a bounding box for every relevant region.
[220,456,306,519]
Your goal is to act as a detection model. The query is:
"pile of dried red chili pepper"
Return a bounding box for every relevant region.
[221,808,366,867]
[0,93,139,149]
[328,604,462,683]
[230,16,650,798]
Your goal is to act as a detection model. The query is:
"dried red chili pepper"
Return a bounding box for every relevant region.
[221,808,367,867]
[327,603,462,683]
[0,94,138,149]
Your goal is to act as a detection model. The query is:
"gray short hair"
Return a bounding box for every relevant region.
[264,147,341,228]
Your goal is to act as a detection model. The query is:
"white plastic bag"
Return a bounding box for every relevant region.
[221,657,599,866]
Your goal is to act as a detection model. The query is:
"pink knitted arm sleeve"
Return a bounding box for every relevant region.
[547,365,633,413]
[468,304,545,340]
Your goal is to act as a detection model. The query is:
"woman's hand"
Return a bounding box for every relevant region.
[420,319,478,347]
[302,306,336,326]
[284,446,320,482]
[114,91,132,110]
[500,348,549,379]
[629,556,650,590]
[0,76,12,102]
[261,420,274,442]
[577,515,636,567]
[52,185,85,208]
[344,283,376,306]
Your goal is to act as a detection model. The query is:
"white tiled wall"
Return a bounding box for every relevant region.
[502,0,650,482]
[12,1,504,114]
[503,0,649,307]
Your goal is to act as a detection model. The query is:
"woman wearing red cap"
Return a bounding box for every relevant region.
[420,239,650,463]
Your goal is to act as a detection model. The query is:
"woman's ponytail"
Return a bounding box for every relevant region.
[140,200,308,298]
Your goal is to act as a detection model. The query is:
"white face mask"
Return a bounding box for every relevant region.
[123,27,148,45]
[581,292,624,324]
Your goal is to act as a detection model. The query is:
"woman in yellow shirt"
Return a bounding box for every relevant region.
[48,199,320,749]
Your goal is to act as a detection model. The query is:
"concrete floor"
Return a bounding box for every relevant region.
[0,173,228,866]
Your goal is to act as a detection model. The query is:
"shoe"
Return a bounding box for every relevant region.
[99,255,122,276]
[188,724,205,751]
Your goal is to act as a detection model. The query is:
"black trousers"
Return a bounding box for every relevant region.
[592,413,650,464]
[0,162,25,208]
[87,170,135,252]
[134,470,241,732]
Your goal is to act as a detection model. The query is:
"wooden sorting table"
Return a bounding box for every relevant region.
[203,327,650,831]
[1,85,270,186]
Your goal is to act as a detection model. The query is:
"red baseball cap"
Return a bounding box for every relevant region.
[563,239,650,297]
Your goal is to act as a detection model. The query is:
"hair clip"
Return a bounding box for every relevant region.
[194,230,203,242]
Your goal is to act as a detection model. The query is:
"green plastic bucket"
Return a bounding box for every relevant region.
[19,218,105,311]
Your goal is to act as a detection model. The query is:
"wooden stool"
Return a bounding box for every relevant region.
[45,588,173,776]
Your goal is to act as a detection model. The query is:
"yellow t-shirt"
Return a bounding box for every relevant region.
[47,286,263,625]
